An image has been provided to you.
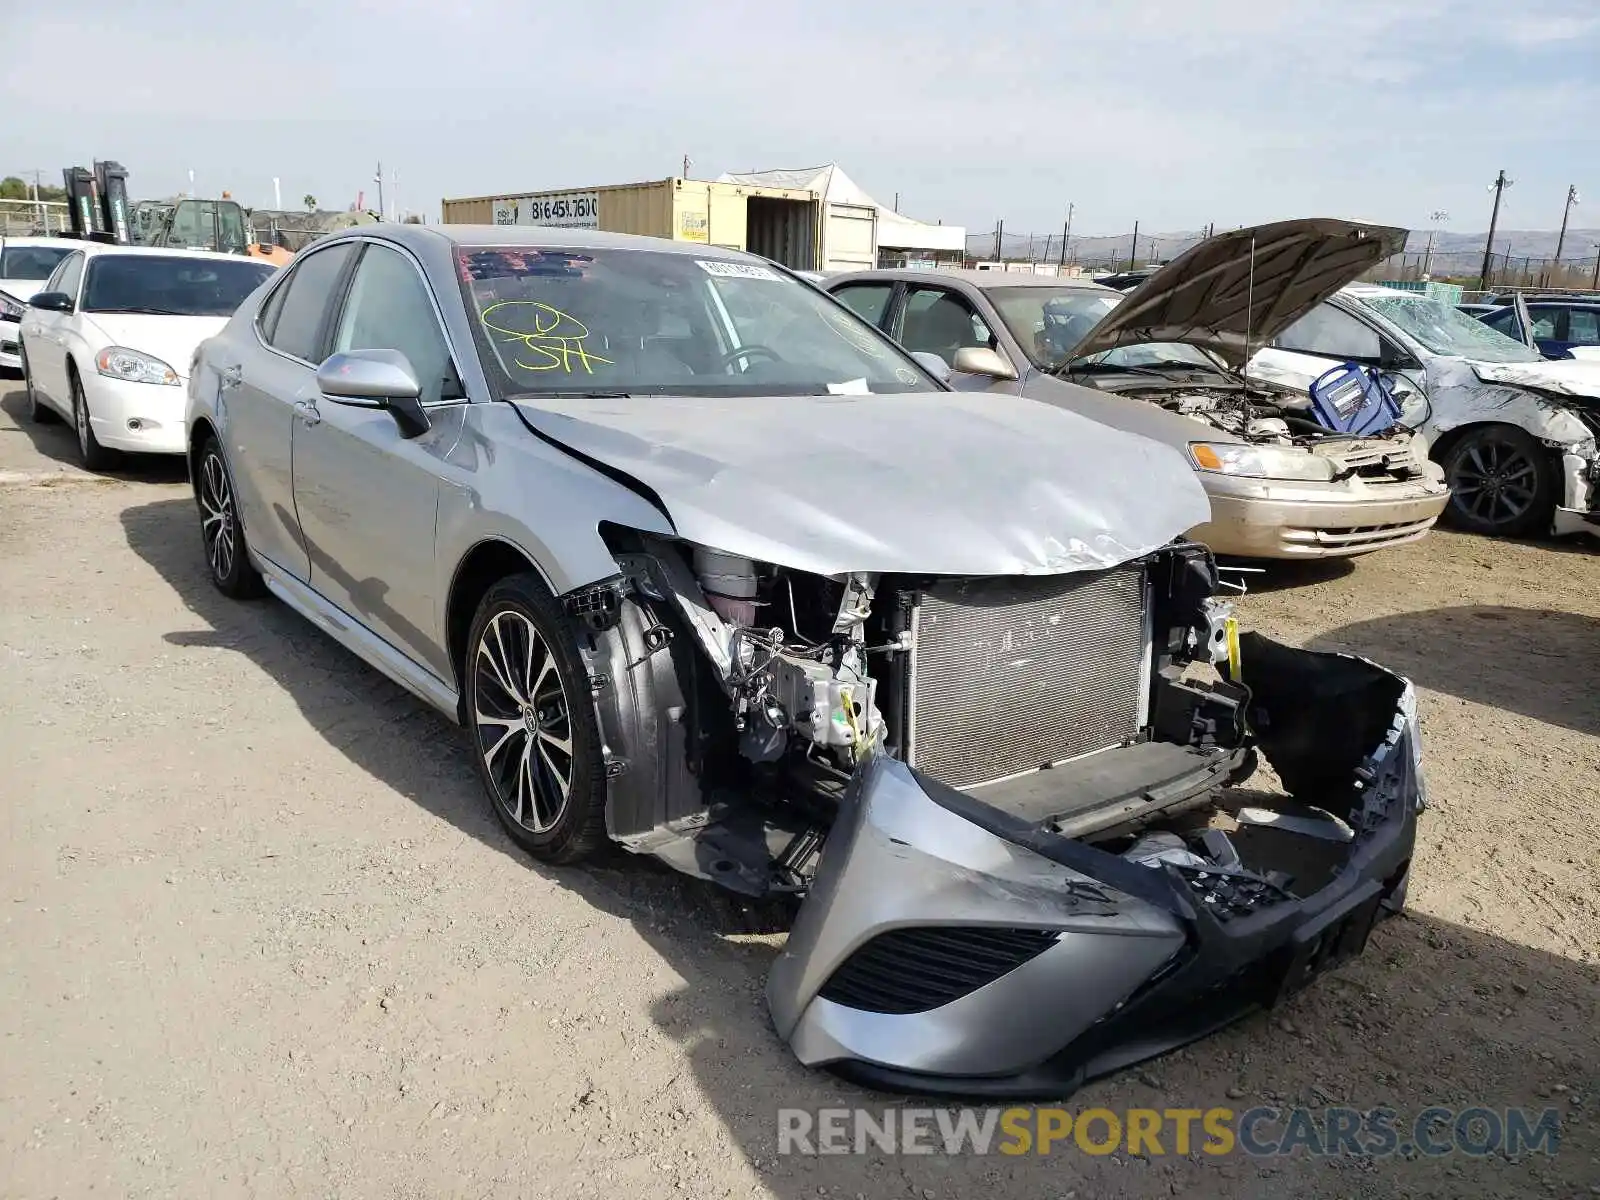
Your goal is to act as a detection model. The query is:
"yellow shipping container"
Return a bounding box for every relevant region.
[440,177,874,272]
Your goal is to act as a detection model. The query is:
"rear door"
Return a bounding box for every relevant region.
[222,240,357,581]
[289,239,466,679]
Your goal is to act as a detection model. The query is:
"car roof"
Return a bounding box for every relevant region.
[830,266,1122,294]
[372,222,758,260]
[64,243,262,264]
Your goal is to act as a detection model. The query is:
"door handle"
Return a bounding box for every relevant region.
[293,399,321,427]
[219,364,242,390]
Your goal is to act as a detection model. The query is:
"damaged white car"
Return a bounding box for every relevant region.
[185,225,1427,1096]
[1251,285,1600,537]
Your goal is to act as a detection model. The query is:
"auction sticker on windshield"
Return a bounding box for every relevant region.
[697,260,781,281]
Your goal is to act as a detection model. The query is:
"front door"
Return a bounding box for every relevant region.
[222,240,357,581]
[289,240,467,680]
[894,284,1015,393]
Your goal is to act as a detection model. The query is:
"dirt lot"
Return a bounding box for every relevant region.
[1,384,1596,1200]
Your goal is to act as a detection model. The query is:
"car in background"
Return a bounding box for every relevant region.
[1,237,77,372]
[1091,266,1160,291]
[1474,294,1600,361]
[183,223,1424,1096]
[1249,286,1600,537]
[18,244,277,469]
[826,220,1450,559]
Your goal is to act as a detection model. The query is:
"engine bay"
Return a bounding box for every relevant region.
[567,532,1416,914]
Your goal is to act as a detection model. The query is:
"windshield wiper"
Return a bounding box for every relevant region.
[511,390,634,400]
[1056,359,1188,380]
[88,306,190,316]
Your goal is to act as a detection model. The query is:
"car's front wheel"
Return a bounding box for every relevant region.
[465,574,606,864]
[70,367,119,472]
[195,435,266,598]
[1440,424,1555,538]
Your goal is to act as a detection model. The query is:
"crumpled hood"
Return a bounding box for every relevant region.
[1471,358,1600,400]
[513,391,1210,577]
[1069,218,1409,367]
[83,313,230,379]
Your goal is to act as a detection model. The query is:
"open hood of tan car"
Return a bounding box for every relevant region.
[1068,218,1409,367]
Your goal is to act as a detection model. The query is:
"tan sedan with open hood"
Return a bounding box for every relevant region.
[828,219,1451,558]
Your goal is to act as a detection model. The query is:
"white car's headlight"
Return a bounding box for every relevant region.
[0,291,23,321]
[95,346,180,386]
[1188,441,1336,483]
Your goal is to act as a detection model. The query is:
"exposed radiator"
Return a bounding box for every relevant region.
[906,566,1149,790]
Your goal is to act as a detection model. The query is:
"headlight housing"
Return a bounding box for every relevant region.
[0,291,23,321]
[95,346,180,386]
[1188,441,1336,483]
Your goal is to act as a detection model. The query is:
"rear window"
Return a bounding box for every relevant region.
[0,245,73,281]
[82,255,276,317]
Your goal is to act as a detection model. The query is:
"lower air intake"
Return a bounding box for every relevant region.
[818,926,1061,1015]
[908,566,1148,789]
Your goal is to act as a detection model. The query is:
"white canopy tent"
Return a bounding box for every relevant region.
[717,164,966,257]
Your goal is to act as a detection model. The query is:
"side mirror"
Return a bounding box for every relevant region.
[910,351,952,384]
[316,349,429,439]
[1377,342,1418,372]
[952,345,1018,381]
[29,291,74,313]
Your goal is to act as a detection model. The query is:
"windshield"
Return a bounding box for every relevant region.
[457,247,937,397]
[1361,293,1542,364]
[82,255,276,316]
[1,245,73,282]
[985,286,1222,373]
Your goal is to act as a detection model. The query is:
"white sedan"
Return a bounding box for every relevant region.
[1,236,78,372]
[18,244,278,469]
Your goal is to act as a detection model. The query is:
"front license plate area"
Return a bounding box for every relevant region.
[1269,881,1383,1005]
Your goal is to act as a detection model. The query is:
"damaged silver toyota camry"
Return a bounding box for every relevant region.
[186,224,1426,1097]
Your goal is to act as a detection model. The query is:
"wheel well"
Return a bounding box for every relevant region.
[1429,420,1563,475]
[187,417,217,498]
[446,540,543,697]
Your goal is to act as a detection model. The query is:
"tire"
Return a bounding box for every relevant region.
[69,366,120,472]
[465,573,606,864]
[1439,425,1555,538]
[19,345,59,424]
[195,435,266,599]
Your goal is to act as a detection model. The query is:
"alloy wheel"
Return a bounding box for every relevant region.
[199,450,237,582]
[472,611,574,833]
[1450,440,1537,526]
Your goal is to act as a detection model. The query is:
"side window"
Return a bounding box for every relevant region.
[256,272,291,341]
[266,243,355,362]
[830,283,895,328]
[1526,306,1562,341]
[1567,309,1600,345]
[899,287,994,365]
[331,244,463,405]
[50,252,85,302]
[1275,303,1382,360]
[1479,308,1517,335]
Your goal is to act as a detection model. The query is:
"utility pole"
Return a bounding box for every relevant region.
[1551,184,1579,284]
[1591,244,1600,291]
[1058,202,1073,269]
[1128,220,1139,270]
[1422,210,1449,278]
[1480,169,1512,290]
[893,191,899,213]
[682,154,692,179]
[374,161,385,220]
[994,219,1004,262]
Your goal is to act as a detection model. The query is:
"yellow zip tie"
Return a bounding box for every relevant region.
[1225,616,1242,683]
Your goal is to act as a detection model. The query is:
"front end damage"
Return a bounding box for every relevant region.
[564,533,1424,1096]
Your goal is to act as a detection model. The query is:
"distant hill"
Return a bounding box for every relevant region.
[967,226,1600,272]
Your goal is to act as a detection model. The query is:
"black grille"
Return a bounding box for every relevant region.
[818,926,1060,1015]
[908,567,1147,789]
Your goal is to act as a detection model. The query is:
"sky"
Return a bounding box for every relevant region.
[4,0,1597,240]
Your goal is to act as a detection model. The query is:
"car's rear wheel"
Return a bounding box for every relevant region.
[70,367,120,472]
[1440,425,1555,537]
[465,574,606,864]
[19,345,58,424]
[196,434,266,598]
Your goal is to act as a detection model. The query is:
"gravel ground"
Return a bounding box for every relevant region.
[1,384,1596,1199]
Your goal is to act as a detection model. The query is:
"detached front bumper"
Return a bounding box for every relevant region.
[1190,475,1450,559]
[767,639,1425,1099]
